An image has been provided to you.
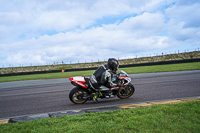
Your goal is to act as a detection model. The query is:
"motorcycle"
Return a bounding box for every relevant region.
[69,70,135,104]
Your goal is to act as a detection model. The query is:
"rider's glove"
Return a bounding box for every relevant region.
[117,82,121,87]
[117,82,124,87]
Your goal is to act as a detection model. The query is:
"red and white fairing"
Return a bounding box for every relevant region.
[69,76,87,88]
[110,76,131,90]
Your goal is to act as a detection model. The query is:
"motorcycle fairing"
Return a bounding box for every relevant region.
[118,77,131,85]
[69,76,88,88]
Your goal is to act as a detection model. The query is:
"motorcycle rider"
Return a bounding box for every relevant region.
[89,58,121,102]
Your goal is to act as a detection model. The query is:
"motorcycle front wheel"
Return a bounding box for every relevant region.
[69,87,89,104]
[117,83,135,99]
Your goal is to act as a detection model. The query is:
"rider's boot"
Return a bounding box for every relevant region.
[92,92,99,103]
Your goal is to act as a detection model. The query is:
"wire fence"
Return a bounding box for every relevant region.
[1,47,199,68]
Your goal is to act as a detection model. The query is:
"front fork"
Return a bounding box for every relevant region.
[117,83,129,95]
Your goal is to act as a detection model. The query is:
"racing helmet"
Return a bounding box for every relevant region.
[107,58,119,73]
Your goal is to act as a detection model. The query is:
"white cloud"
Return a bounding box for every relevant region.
[1,11,170,65]
[0,0,169,41]
[0,0,199,67]
[166,2,200,28]
[166,1,200,44]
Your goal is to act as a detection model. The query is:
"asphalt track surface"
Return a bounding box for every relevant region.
[0,70,200,119]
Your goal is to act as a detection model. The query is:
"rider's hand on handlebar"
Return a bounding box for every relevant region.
[117,82,124,87]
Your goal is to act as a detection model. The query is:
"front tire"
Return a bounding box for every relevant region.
[117,83,135,99]
[69,87,89,104]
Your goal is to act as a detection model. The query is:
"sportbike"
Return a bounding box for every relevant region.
[69,70,135,104]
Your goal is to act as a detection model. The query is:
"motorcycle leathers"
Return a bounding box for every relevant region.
[90,64,117,90]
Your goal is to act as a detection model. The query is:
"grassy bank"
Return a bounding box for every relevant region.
[0,101,199,132]
[0,62,200,82]
[1,51,200,74]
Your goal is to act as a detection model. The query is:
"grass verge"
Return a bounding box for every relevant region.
[0,62,200,82]
[0,101,199,133]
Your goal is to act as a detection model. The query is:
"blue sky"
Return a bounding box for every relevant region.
[0,0,200,67]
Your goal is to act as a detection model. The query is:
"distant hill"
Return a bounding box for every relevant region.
[0,51,200,74]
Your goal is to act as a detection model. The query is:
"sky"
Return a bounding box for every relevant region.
[0,0,200,67]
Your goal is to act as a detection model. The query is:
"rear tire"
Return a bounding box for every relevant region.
[69,87,89,104]
[117,83,135,99]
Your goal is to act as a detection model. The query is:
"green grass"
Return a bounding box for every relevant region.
[0,70,95,82]
[0,101,199,133]
[0,62,200,82]
[122,62,200,74]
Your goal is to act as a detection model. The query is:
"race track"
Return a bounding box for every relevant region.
[0,70,200,118]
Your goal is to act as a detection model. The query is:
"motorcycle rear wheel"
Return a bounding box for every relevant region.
[117,83,135,99]
[69,87,89,104]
